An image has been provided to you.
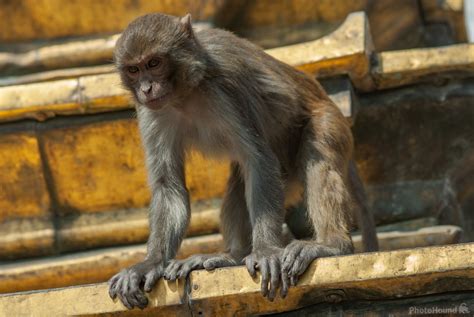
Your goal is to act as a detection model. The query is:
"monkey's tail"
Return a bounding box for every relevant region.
[349,161,379,252]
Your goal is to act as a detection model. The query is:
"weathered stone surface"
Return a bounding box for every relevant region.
[57,207,220,252]
[0,282,188,317]
[0,244,472,316]
[373,44,474,90]
[268,12,374,90]
[354,80,474,184]
[0,219,54,260]
[0,226,461,294]
[0,131,50,220]
[0,65,115,87]
[189,243,473,316]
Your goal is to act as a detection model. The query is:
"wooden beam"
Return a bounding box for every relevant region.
[0,243,471,316]
[0,225,462,294]
[373,43,474,90]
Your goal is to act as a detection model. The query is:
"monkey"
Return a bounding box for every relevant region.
[108,13,378,309]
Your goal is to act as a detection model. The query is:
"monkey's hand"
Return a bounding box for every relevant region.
[108,259,164,310]
[244,246,288,301]
[164,253,239,280]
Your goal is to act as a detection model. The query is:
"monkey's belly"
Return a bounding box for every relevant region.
[284,180,313,239]
[284,179,304,208]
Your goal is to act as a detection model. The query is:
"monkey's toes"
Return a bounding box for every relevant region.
[164,260,183,280]
[165,256,206,280]
[282,241,319,285]
[203,255,237,270]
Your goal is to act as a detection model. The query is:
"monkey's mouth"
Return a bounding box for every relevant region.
[144,92,170,109]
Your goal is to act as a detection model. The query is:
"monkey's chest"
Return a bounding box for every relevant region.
[185,122,236,160]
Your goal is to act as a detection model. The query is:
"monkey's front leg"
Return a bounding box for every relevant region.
[109,168,190,309]
[243,155,289,301]
[165,163,251,280]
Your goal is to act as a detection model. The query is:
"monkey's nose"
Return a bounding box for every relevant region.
[140,82,153,94]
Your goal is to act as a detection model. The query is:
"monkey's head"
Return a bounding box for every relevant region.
[115,13,206,111]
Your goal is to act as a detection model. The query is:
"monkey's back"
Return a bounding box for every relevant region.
[196,28,334,150]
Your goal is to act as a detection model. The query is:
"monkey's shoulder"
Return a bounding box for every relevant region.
[196,28,267,64]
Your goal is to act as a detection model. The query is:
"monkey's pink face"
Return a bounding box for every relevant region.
[121,56,173,110]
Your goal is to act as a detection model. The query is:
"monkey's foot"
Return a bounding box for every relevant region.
[164,253,238,281]
[108,259,164,310]
[282,240,344,286]
[244,246,288,301]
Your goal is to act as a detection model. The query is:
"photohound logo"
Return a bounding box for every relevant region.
[408,303,470,315]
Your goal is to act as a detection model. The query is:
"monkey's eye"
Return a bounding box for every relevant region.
[128,66,139,74]
[148,58,160,68]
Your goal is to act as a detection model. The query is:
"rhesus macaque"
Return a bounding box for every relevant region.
[108,13,378,309]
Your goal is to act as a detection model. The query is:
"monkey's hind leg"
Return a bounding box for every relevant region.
[282,103,355,285]
[164,163,252,280]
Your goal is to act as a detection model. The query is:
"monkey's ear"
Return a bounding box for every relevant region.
[180,13,194,38]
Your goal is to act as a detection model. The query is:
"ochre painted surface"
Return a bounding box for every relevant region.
[41,118,229,213]
[41,119,150,213]
[0,0,367,42]
[0,133,50,221]
[0,0,218,42]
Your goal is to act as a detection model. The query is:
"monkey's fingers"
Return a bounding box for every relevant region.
[118,293,133,310]
[127,273,147,309]
[203,255,237,270]
[164,260,183,280]
[177,258,203,279]
[108,273,121,299]
[259,258,270,298]
[296,255,314,278]
[280,270,289,298]
[290,275,299,286]
[144,269,162,292]
[245,256,257,278]
[281,243,304,273]
[130,290,148,309]
[267,258,280,301]
[288,256,303,281]
[119,275,134,309]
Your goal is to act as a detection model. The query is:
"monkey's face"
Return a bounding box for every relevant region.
[115,13,205,112]
[119,55,174,111]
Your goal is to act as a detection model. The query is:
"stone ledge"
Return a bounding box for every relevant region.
[0,243,472,316]
[0,226,462,294]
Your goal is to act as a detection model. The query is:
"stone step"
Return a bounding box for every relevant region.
[0,243,471,316]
